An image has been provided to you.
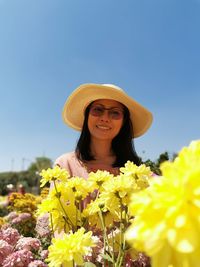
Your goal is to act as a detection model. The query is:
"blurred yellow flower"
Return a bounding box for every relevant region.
[40,165,69,187]
[83,198,114,229]
[101,174,135,214]
[47,227,97,267]
[67,176,90,201]
[126,140,200,267]
[88,170,114,191]
[37,182,79,233]
[8,192,38,214]
[120,161,151,190]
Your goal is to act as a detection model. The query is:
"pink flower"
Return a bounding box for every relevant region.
[11,213,31,224]
[28,260,48,267]
[35,214,50,237]
[16,237,41,251]
[0,240,13,265]
[2,249,34,267]
[5,211,18,221]
[0,226,20,246]
[40,250,48,260]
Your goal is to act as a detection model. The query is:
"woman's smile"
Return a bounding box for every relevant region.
[96,124,111,130]
[87,99,124,141]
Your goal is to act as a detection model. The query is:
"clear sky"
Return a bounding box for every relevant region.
[0,0,199,172]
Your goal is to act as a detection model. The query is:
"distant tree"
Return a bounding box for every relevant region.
[143,151,175,176]
[27,157,53,193]
[157,152,170,166]
[143,159,161,175]
[0,172,18,195]
[28,157,53,173]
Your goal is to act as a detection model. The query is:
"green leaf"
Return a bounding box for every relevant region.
[83,262,97,267]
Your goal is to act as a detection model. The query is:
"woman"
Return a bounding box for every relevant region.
[55,83,153,176]
[52,83,153,266]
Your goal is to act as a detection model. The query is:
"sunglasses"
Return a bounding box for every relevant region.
[89,105,124,120]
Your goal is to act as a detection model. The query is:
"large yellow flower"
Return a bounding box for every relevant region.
[126,140,200,267]
[40,165,69,187]
[47,227,97,267]
[88,170,114,192]
[37,182,81,233]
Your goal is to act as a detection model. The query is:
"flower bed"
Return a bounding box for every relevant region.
[0,190,51,266]
[1,140,199,267]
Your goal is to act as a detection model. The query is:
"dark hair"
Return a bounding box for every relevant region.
[75,103,141,167]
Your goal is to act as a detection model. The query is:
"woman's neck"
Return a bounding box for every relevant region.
[89,138,115,164]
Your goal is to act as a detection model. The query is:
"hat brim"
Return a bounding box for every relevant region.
[62,84,153,138]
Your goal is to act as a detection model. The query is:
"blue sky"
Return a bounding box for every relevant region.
[0,0,199,172]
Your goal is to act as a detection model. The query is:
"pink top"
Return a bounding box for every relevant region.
[55,151,88,178]
[55,151,120,178]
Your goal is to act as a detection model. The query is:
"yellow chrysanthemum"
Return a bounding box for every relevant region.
[88,170,114,191]
[37,182,80,233]
[120,161,151,190]
[37,196,78,233]
[161,140,200,182]
[83,198,114,229]
[47,227,97,267]
[67,176,90,201]
[99,174,136,220]
[40,165,69,187]
[8,192,38,214]
[126,140,200,267]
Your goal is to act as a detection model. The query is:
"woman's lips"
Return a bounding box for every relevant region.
[96,125,111,130]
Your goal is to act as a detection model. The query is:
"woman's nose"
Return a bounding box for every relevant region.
[100,110,110,121]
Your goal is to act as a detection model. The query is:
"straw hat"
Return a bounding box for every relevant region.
[62,83,153,138]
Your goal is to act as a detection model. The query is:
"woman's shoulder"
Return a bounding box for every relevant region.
[54,151,77,167]
[54,151,88,178]
[55,151,76,161]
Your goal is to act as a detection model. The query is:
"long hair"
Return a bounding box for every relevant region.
[75,103,141,167]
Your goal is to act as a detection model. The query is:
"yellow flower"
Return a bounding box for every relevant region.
[37,182,79,233]
[0,217,5,228]
[120,161,151,190]
[161,140,200,182]
[67,176,90,201]
[126,140,200,267]
[99,174,136,221]
[88,170,114,191]
[83,198,114,229]
[47,227,97,267]
[40,165,69,187]
[8,192,38,214]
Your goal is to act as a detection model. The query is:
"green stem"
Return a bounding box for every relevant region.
[53,180,74,229]
[75,201,78,231]
[98,210,106,263]
[115,199,125,267]
[79,201,83,227]
[49,212,55,238]
[98,210,112,264]
[111,229,115,265]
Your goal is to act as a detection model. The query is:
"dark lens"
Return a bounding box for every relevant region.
[109,109,123,120]
[90,106,104,117]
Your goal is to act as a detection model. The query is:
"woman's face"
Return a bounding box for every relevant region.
[87,99,124,141]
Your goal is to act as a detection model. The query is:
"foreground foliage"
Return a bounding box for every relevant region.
[38,140,200,267]
[38,162,152,266]
[126,140,200,267]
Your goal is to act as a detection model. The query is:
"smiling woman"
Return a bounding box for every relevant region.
[88,99,124,143]
[55,83,153,177]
